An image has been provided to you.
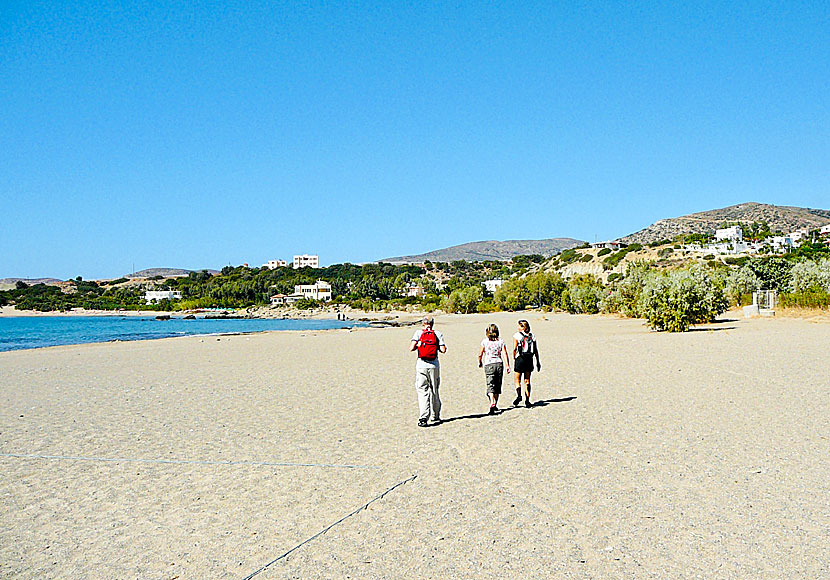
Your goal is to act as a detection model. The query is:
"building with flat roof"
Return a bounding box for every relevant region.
[263,259,288,269]
[294,280,332,301]
[144,290,182,304]
[293,254,319,269]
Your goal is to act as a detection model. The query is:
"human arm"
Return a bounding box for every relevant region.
[534,341,541,371]
[502,342,510,373]
[478,345,485,367]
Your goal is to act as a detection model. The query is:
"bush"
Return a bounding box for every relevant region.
[600,261,651,317]
[788,257,830,293]
[597,248,612,257]
[779,291,830,309]
[562,274,603,314]
[637,265,728,332]
[580,254,593,262]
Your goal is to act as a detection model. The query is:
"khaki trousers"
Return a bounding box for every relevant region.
[415,366,441,421]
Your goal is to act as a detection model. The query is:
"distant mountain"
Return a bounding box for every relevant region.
[126,268,219,278]
[0,277,62,285]
[381,238,585,264]
[620,202,830,244]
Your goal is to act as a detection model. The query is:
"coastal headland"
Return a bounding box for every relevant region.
[1,311,827,578]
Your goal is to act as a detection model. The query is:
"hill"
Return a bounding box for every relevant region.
[126,268,219,278]
[0,277,63,286]
[381,238,585,264]
[621,202,830,244]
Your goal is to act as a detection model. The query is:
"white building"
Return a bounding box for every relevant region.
[144,290,182,304]
[787,230,809,245]
[590,241,627,250]
[294,280,332,301]
[263,259,288,269]
[820,224,830,236]
[768,236,793,253]
[270,293,303,306]
[715,226,743,242]
[293,254,319,269]
[484,279,505,293]
[405,283,425,298]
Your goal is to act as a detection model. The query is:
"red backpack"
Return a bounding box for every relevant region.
[417,329,439,360]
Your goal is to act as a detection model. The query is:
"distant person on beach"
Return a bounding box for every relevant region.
[512,319,540,407]
[478,323,510,415]
[409,316,446,427]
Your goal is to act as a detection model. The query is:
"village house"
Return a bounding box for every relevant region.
[820,224,830,236]
[270,293,302,306]
[405,282,426,298]
[293,254,319,269]
[263,259,288,269]
[484,279,505,293]
[294,280,332,301]
[144,290,182,304]
[715,226,743,242]
[590,241,627,250]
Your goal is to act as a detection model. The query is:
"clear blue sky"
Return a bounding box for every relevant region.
[2,1,828,279]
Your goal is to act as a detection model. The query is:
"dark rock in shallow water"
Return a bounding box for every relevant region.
[155,315,170,320]
[183,315,196,320]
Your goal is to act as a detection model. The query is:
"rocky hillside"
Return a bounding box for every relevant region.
[0,277,63,285]
[381,238,584,264]
[126,268,219,278]
[621,202,830,244]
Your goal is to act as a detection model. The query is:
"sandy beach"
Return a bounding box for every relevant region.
[1,311,827,579]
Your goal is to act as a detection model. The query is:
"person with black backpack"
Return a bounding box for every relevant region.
[409,316,447,427]
[512,319,540,407]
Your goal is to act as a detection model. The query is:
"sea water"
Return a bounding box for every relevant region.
[0,316,366,352]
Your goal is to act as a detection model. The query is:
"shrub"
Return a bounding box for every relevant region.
[562,274,603,314]
[779,291,830,309]
[580,254,593,262]
[726,264,761,305]
[788,257,830,293]
[597,248,612,257]
[637,265,728,332]
[600,261,651,317]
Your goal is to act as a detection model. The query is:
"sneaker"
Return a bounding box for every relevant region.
[418,418,428,427]
[492,406,500,414]
[525,399,532,408]
[512,395,522,406]
[488,405,496,415]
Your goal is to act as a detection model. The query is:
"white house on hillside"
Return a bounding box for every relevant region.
[293,254,319,269]
[820,224,830,235]
[590,241,627,250]
[715,226,743,242]
[484,279,505,293]
[263,259,288,269]
[144,290,182,304]
[294,280,332,301]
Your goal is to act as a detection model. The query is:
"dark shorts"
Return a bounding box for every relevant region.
[514,354,534,374]
[484,363,503,395]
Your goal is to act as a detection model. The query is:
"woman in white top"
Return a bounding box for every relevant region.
[512,319,540,407]
[478,323,510,414]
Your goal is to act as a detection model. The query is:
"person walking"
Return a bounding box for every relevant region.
[478,323,510,414]
[512,319,540,407]
[410,316,447,427]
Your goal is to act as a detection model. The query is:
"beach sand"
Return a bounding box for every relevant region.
[1,312,827,579]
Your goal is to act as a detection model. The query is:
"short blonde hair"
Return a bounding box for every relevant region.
[486,323,499,340]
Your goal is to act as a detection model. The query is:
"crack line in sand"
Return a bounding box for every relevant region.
[241,474,418,580]
[0,453,379,470]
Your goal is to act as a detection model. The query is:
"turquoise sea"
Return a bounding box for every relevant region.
[0,316,365,352]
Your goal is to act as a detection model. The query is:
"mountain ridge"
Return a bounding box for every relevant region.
[380,238,585,263]
[620,202,830,244]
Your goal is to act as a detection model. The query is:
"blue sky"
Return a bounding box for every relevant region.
[2,1,828,279]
